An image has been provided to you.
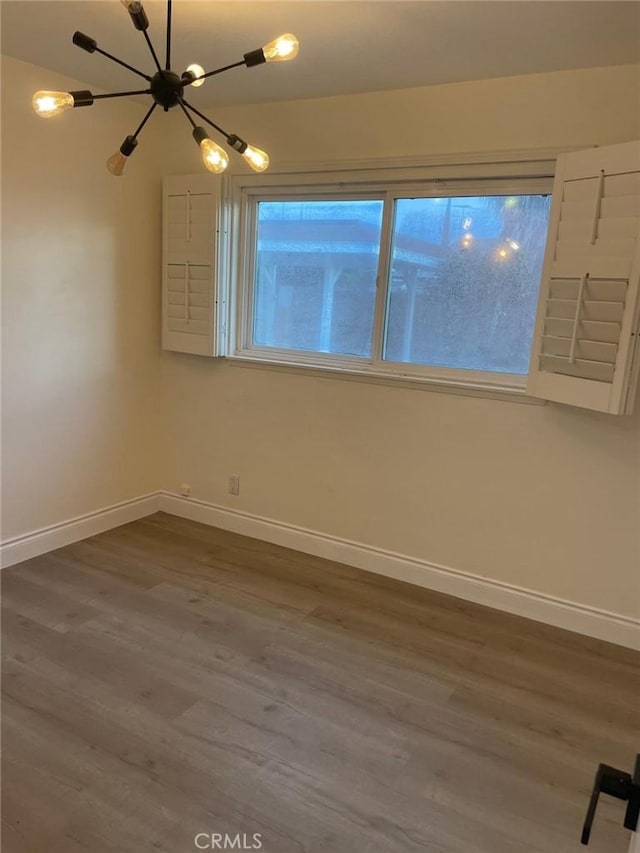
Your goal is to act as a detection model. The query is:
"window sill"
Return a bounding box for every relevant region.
[224,353,546,405]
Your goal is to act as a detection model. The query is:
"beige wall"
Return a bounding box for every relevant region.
[160,64,640,168]
[1,57,638,622]
[158,64,640,619]
[1,56,164,539]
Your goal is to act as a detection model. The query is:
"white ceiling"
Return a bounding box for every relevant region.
[2,1,639,107]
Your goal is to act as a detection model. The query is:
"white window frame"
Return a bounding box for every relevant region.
[223,153,558,397]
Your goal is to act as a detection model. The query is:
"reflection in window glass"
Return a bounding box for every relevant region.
[384,195,551,373]
[254,200,384,356]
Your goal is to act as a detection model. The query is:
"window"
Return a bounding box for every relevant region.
[234,176,552,390]
[249,194,553,374]
[163,143,640,413]
[253,199,384,357]
[384,195,551,374]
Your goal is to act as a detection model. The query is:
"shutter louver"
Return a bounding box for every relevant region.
[527,141,640,414]
[162,175,226,356]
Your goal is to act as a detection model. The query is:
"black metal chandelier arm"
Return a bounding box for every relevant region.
[73,33,152,81]
[92,89,152,101]
[142,30,162,74]
[199,59,247,82]
[181,99,230,141]
[177,98,197,129]
[72,32,152,82]
[132,102,158,140]
[95,47,151,81]
[166,0,172,71]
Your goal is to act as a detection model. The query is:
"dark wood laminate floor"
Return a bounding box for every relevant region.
[2,512,638,853]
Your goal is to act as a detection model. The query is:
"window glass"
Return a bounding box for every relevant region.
[254,200,384,357]
[384,195,551,373]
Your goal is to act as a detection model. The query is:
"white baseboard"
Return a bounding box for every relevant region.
[159,492,640,651]
[2,489,637,650]
[0,493,162,569]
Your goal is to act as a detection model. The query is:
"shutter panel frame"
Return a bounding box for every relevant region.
[527,141,640,415]
[162,174,228,357]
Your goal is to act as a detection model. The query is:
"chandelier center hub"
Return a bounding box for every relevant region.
[150,70,184,109]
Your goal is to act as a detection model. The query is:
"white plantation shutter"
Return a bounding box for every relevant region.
[527,141,640,414]
[162,175,227,356]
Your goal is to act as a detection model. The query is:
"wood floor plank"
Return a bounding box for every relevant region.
[2,511,638,853]
[2,657,301,852]
[1,572,101,633]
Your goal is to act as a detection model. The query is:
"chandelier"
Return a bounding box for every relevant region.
[32,0,299,176]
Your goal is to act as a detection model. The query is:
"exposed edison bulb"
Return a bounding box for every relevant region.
[192,128,228,174]
[200,139,229,174]
[106,136,137,177]
[120,0,143,10]
[243,144,270,172]
[262,33,299,62]
[106,152,129,177]
[32,91,74,118]
[186,64,205,87]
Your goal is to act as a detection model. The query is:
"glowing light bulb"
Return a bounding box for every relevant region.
[508,239,520,251]
[262,33,299,62]
[243,144,270,172]
[32,91,74,118]
[200,139,229,174]
[461,233,473,248]
[106,135,138,177]
[193,128,229,174]
[227,134,270,172]
[186,64,205,87]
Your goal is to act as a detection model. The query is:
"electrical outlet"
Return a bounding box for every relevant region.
[228,475,240,496]
[179,483,191,497]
